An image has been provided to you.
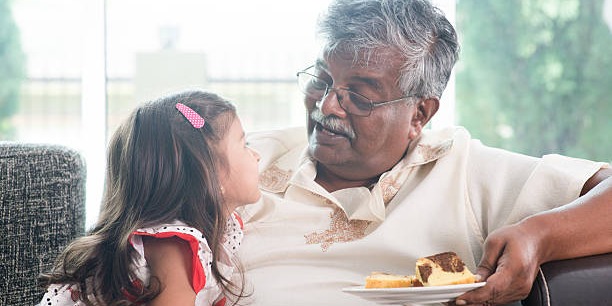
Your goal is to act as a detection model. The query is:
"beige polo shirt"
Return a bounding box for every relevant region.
[234,126,606,306]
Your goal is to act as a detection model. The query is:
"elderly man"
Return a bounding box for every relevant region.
[236,0,612,305]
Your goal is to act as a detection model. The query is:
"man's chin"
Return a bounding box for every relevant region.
[308,142,350,166]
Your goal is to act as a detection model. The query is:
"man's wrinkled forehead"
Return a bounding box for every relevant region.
[318,44,402,70]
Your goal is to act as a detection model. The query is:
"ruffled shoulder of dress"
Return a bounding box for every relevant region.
[129,215,243,295]
[130,220,212,292]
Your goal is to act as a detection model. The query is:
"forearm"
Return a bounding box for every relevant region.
[522,174,612,264]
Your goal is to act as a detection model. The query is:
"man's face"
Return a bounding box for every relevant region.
[305,48,422,182]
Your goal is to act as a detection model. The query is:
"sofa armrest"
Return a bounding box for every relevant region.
[0,142,86,305]
[522,252,612,306]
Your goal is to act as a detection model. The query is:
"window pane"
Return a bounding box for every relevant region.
[21,0,603,226]
[5,0,86,145]
[456,0,612,162]
[106,0,331,136]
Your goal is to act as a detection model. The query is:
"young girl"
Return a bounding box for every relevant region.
[39,90,260,305]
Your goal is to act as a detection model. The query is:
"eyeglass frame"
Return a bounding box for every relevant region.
[296,65,418,117]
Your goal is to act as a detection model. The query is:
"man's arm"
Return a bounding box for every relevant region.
[582,166,612,195]
[455,167,612,305]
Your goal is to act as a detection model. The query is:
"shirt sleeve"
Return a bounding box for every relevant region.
[466,140,607,236]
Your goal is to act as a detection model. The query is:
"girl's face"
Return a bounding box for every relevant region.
[219,117,261,212]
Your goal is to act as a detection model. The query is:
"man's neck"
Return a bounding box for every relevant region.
[314,164,379,193]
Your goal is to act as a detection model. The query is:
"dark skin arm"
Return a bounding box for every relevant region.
[455,167,612,305]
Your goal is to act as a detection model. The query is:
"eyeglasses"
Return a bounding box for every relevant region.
[296,65,416,117]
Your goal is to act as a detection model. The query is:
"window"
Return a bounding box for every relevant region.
[9,0,332,226]
[455,0,612,162]
[6,0,610,227]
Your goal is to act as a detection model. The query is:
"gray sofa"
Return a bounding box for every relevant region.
[0,142,86,305]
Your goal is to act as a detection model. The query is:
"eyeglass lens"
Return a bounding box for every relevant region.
[298,72,373,116]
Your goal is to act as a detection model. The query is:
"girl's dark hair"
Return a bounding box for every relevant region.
[39,89,248,305]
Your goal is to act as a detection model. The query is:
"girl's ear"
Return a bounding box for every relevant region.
[408,98,439,139]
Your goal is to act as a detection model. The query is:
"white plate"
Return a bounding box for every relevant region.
[342,282,486,305]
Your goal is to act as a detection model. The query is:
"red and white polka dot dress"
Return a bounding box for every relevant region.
[39,213,243,306]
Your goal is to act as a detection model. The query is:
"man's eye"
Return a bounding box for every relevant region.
[310,79,328,91]
[349,92,372,110]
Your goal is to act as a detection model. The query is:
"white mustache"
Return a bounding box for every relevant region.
[310,108,356,139]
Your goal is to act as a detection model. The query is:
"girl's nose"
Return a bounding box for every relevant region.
[250,147,261,162]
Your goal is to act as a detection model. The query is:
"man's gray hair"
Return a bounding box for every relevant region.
[318,0,459,99]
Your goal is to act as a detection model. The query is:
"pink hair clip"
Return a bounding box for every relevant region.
[176,103,205,128]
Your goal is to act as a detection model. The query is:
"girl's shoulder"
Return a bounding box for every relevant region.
[130,220,213,293]
[133,214,242,240]
[139,234,199,304]
[131,214,243,259]
[129,216,243,301]
[133,221,210,250]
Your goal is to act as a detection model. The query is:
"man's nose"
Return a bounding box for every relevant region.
[316,88,348,117]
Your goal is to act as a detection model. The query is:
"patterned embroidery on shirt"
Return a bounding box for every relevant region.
[379,176,401,205]
[259,164,292,192]
[417,139,452,161]
[304,206,371,252]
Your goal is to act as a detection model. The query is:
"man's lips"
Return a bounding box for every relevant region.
[316,122,349,138]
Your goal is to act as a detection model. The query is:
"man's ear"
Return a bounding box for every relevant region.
[409,98,439,139]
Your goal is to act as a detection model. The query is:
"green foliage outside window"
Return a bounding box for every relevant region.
[456,0,612,162]
[0,0,25,139]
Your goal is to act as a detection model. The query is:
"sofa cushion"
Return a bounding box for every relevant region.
[0,143,86,305]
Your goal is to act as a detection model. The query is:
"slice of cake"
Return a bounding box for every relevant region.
[365,272,417,288]
[415,252,477,286]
